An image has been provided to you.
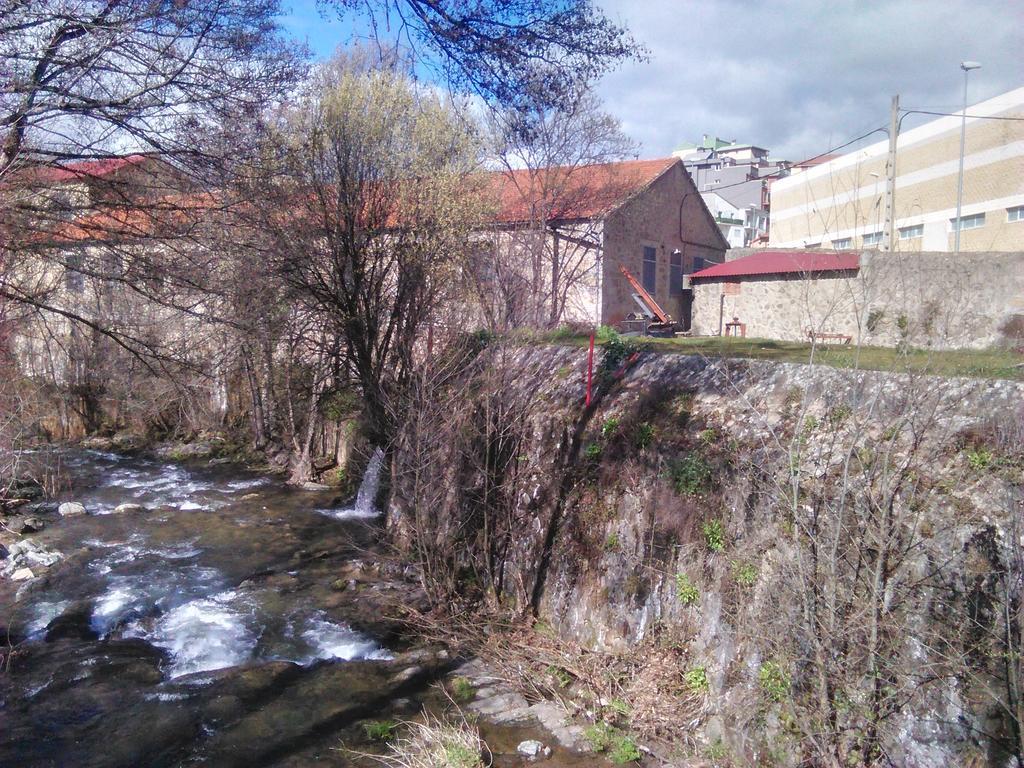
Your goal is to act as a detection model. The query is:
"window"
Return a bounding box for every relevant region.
[65,251,84,292]
[862,232,883,246]
[832,238,852,249]
[642,245,657,293]
[1008,206,1024,222]
[898,224,924,240]
[950,213,985,231]
[670,250,683,296]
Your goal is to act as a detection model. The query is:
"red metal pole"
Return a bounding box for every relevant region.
[585,331,595,407]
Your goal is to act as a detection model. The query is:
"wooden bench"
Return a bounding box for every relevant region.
[806,328,852,345]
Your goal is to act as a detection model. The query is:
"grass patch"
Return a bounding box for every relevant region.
[363,720,398,742]
[448,676,475,704]
[535,331,1023,381]
[353,711,485,768]
[584,722,641,764]
[759,660,791,702]
[732,560,758,587]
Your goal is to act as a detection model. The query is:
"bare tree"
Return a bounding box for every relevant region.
[318,0,642,112]
[243,51,483,475]
[481,87,637,328]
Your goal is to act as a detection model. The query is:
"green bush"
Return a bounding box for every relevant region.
[584,442,603,461]
[966,447,994,470]
[702,519,725,552]
[675,573,699,605]
[684,666,709,694]
[604,532,621,552]
[758,660,791,702]
[363,720,397,742]
[634,422,655,450]
[669,454,712,495]
[601,416,620,438]
[583,721,615,751]
[607,698,631,717]
[599,334,639,382]
[609,735,642,764]
[866,308,885,334]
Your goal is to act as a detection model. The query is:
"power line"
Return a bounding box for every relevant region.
[901,109,1024,122]
[694,126,889,194]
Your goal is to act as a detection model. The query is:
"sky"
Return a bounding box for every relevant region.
[278,0,1022,162]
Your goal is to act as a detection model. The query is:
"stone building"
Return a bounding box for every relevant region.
[479,157,728,329]
[689,248,1024,350]
[769,86,1024,252]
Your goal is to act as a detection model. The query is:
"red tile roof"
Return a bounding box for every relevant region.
[690,249,860,280]
[14,154,152,184]
[486,157,678,224]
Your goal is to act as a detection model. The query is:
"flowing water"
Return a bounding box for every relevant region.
[0,449,402,767]
[1,449,604,768]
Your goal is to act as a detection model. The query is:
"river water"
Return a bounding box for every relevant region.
[0,449,414,766]
[1,449,606,768]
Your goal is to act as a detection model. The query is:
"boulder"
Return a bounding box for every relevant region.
[113,503,147,515]
[9,516,45,534]
[517,740,552,760]
[22,501,59,515]
[0,543,8,560]
[58,502,87,517]
[7,519,30,535]
[24,548,61,568]
[11,567,34,581]
[45,603,99,641]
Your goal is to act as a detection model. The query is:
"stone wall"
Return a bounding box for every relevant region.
[691,250,1024,349]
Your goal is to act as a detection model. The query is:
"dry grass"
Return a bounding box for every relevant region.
[402,609,705,752]
[348,709,490,768]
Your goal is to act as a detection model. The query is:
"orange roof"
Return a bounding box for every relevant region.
[485,157,678,224]
[39,158,682,245]
[36,193,221,245]
[11,154,153,185]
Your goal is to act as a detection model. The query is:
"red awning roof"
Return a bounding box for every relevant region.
[690,249,860,280]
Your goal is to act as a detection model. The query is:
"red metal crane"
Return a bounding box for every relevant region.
[618,263,674,327]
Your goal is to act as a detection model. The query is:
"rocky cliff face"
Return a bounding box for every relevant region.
[388,343,1024,766]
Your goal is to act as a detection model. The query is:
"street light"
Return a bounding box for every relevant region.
[954,60,981,254]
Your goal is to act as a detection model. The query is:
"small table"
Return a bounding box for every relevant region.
[724,317,746,337]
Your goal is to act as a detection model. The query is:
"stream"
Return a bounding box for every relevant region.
[0,449,601,767]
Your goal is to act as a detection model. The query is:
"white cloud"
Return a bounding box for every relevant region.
[596,0,1020,161]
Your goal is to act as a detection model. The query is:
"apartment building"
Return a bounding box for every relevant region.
[769,86,1024,251]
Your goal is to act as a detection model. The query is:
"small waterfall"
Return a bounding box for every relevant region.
[318,447,384,520]
[353,447,384,515]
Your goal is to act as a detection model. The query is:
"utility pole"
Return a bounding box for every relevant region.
[881,95,899,251]
[955,61,981,255]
